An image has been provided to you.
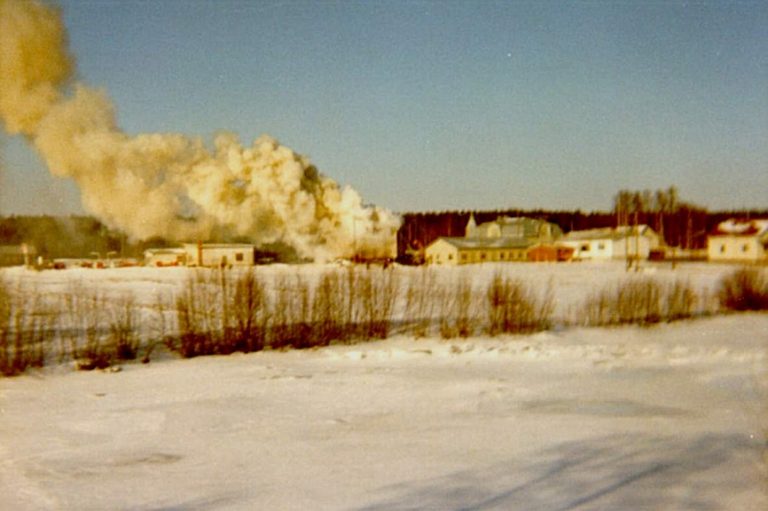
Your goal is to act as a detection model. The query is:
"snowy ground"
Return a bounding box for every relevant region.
[1,263,766,509]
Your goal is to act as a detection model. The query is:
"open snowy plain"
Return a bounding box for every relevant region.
[1,262,766,510]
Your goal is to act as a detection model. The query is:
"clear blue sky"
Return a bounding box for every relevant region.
[1,0,767,215]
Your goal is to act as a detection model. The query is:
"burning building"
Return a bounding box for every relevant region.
[0,0,399,263]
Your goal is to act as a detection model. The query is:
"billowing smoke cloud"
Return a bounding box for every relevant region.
[0,0,399,261]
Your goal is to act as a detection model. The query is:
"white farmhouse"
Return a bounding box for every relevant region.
[707,219,768,263]
[561,225,660,261]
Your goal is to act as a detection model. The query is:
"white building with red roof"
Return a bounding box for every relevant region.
[707,219,768,263]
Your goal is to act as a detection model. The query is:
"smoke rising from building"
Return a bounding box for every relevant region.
[0,0,399,261]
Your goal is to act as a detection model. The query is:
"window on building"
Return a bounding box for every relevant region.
[480,252,486,260]
[581,243,590,252]
[720,244,726,253]
[742,244,749,252]
[448,254,454,260]
[235,252,244,262]
[597,243,605,250]
[461,253,467,261]
[500,252,505,260]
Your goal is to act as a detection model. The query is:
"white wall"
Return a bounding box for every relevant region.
[183,245,255,267]
[561,239,614,260]
[708,236,765,262]
[425,239,460,266]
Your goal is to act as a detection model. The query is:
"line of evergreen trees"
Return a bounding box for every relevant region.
[0,216,126,258]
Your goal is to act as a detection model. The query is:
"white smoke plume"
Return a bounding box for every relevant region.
[0,0,399,261]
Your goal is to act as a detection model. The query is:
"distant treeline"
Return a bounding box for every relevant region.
[0,216,130,258]
[396,207,768,260]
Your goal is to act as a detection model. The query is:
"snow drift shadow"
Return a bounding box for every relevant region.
[357,433,764,511]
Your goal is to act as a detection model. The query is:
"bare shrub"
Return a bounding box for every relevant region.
[403,268,437,338]
[342,266,362,342]
[359,267,399,340]
[269,275,291,349]
[56,282,113,369]
[310,270,346,346]
[109,294,140,360]
[0,279,53,376]
[486,273,554,335]
[664,279,698,321]
[582,278,656,326]
[229,270,269,352]
[290,276,313,349]
[581,277,700,326]
[620,279,662,324]
[73,290,112,370]
[142,290,172,363]
[174,270,226,357]
[718,268,768,312]
[269,274,312,349]
[439,275,476,339]
[0,278,14,374]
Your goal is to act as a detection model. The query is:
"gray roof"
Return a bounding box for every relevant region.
[563,225,654,241]
[436,237,535,250]
[475,216,563,239]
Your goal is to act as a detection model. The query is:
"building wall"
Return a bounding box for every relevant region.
[563,235,658,261]
[425,239,530,265]
[527,244,572,262]
[611,235,657,260]
[561,238,615,260]
[425,239,460,265]
[183,244,256,267]
[708,236,766,262]
[461,248,528,264]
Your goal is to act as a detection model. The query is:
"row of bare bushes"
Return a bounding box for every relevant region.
[172,268,403,356]
[578,278,700,326]
[1,266,766,375]
[0,277,165,376]
[151,267,555,357]
[579,267,768,326]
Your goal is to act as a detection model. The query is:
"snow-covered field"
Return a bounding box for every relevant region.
[1,262,766,510]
